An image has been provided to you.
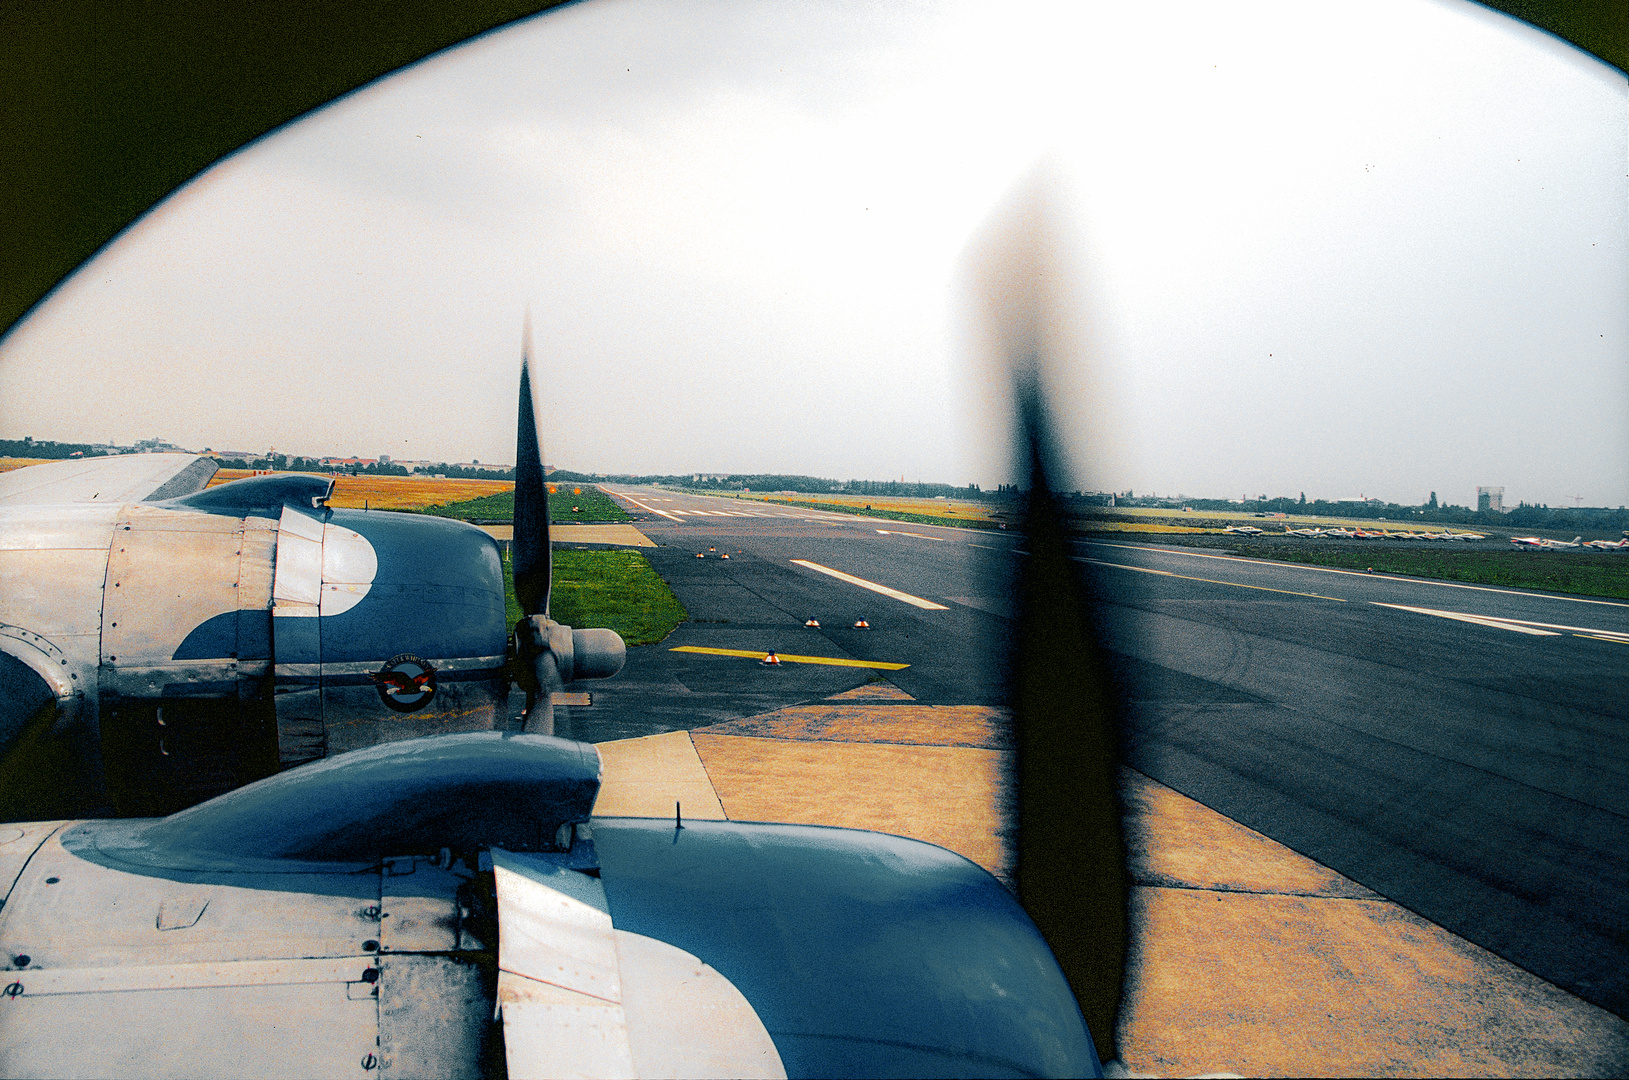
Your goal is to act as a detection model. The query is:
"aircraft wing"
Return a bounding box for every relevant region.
[0,733,1100,1079]
[0,453,217,506]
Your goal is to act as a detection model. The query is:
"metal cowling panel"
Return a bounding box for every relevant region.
[271,506,323,615]
[100,507,244,670]
[272,507,327,765]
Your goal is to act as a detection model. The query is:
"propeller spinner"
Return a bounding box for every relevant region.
[510,318,625,734]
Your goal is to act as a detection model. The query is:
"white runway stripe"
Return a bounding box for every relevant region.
[789,559,948,610]
[1372,603,1561,635]
[608,491,683,522]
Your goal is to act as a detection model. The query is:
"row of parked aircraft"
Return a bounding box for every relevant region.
[1510,534,1629,551]
[1221,524,1629,549]
[1222,525,1487,541]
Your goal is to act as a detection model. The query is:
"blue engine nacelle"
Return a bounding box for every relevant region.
[1,474,514,818]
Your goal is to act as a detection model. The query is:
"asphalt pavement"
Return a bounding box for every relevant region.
[573,485,1629,1021]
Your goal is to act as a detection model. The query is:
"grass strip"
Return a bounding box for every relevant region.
[503,549,687,646]
[704,492,1008,531]
[1154,542,1629,601]
[423,485,630,523]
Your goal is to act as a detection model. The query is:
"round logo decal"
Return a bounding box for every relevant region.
[370,654,437,712]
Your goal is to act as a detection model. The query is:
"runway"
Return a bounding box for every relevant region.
[573,486,1629,1022]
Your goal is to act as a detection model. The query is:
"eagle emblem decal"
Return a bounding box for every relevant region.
[370,654,437,712]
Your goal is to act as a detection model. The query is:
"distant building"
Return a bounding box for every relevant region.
[1477,485,1505,512]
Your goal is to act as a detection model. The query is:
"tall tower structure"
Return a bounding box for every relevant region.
[1477,485,1504,512]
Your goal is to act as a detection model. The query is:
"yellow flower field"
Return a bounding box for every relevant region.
[1083,521,1217,534]
[211,470,512,511]
[735,491,1002,523]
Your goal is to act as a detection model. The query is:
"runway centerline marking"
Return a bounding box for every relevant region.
[669,646,909,670]
[608,491,683,522]
[1074,539,1629,609]
[1470,616,1629,638]
[789,559,949,610]
[1371,603,1562,635]
[1075,557,1347,601]
[876,529,950,541]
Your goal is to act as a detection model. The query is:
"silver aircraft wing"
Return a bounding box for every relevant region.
[0,454,218,506]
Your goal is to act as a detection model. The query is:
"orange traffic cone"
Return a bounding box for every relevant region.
[760,651,782,666]
[720,553,730,559]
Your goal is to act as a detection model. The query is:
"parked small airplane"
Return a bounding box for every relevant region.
[1222,524,1262,535]
[1510,535,1583,550]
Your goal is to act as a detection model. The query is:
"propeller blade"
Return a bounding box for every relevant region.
[507,316,626,737]
[967,170,1130,1060]
[1010,376,1129,1061]
[512,316,551,618]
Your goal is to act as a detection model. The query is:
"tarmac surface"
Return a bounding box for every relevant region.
[553,485,1628,1069]
[590,693,1629,1077]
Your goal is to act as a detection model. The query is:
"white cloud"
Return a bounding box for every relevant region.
[1,0,1622,504]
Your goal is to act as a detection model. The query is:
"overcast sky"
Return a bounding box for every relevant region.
[0,0,1623,507]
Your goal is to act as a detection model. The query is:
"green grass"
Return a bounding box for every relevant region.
[1196,544,1629,600]
[503,549,687,646]
[424,486,630,523]
[715,493,1007,531]
[423,491,517,521]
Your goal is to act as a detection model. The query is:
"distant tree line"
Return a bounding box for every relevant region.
[410,463,513,480]
[548,471,986,500]
[10,438,1623,533]
[1112,492,1629,532]
[0,437,111,459]
[209,454,406,476]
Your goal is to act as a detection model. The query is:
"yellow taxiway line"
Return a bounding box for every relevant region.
[876,529,950,541]
[669,645,910,670]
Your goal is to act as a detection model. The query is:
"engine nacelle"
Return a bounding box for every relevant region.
[0,474,512,818]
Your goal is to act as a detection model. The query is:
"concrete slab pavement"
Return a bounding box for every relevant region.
[591,729,726,819]
[589,693,1629,1076]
